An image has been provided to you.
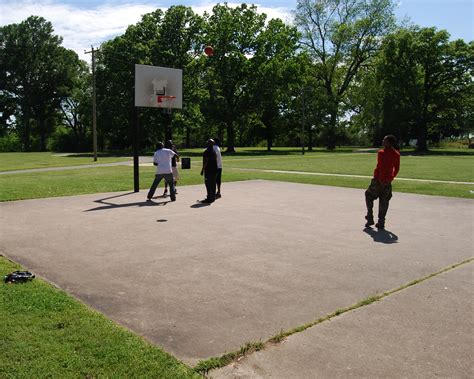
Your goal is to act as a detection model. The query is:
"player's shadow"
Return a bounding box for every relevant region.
[84,192,169,212]
[190,202,211,208]
[363,227,398,244]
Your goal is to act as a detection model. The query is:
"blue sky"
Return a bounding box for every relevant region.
[1,1,472,62]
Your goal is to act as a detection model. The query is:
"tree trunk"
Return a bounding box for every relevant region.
[416,120,428,152]
[326,110,337,150]
[417,72,430,152]
[226,121,236,153]
[264,120,273,151]
[39,117,47,152]
[267,136,272,151]
[308,127,313,151]
[21,110,31,151]
[185,127,190,148]
[163,113,172,142]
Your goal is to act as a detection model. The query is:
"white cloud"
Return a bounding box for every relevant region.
[1,1,293,63]
[0,1,159,62]
[192,1,292,23]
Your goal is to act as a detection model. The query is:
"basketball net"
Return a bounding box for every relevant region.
[157,95,176,114]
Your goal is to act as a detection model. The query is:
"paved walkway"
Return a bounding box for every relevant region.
[229,167,474,185]
[215,262,473,378]
[1,181,473,376]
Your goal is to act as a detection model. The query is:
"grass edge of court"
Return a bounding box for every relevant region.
[0,254,202,378]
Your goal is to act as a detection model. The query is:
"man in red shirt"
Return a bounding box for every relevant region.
[365,135,400,229]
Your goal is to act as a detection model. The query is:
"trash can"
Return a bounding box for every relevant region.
[181,157,191,169]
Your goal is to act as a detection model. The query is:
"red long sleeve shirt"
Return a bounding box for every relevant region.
[373,147,400,184]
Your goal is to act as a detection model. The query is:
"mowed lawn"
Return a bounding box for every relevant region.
[0,257,200,378]
[0,152,130,171]
[1,148,473,201]
[223,150,474,182]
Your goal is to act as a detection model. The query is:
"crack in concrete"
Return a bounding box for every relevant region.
[197,257,474,374]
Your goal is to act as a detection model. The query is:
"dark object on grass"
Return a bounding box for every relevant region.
[4,271,35,284]
[181,157,191,169]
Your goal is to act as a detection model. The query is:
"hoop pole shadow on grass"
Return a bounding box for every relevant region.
[84,192,169,212]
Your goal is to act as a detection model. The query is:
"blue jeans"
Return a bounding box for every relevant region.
[148,173,175,200]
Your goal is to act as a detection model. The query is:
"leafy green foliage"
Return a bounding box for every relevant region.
[295,0,396,149]
[357,27,474,150]
[1,5,472,153]
[0,16,83,151]
[202,4,267,151]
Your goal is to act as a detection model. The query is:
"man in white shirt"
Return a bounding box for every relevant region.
[147,142,178,202]
[213,137,223,199]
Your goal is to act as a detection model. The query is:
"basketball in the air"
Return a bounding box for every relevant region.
[204,46,214,56]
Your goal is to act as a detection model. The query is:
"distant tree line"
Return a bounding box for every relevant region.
[1,1,473,153]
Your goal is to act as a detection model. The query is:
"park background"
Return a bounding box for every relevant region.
[1,0,473,154]
[1,2,473,377]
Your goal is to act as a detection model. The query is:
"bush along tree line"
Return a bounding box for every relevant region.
[1,1,473,153]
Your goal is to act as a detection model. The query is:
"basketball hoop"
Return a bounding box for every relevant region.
[157,95,176,104]
[157,95,176,114]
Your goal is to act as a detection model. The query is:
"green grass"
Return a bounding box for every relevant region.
[0,256,201,378]
[175,146,360,157]
[0,152,130,171]
[1,163,472,201]
[225,151,474,182]
[1,148,473,201]
[193,342,264,374]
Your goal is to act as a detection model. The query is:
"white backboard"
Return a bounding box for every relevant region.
[134,64,182,109]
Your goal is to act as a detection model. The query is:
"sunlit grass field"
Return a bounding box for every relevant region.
[1,148,473,201]
[224,151,474,182]
[0,152,130,171]
[0,257,200,378]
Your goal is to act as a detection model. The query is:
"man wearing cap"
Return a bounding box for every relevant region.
[200,139,218,203]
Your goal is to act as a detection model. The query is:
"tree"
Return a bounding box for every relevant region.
[0,16,80,150]
[96,6,204,150]
[59,60,92,150]
[375,28,473,150]
[344,62,383,146]
[250,19,303,150]
[203,3,267,152]
[295,0,396,149]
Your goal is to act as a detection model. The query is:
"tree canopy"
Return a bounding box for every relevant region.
[1,3,472,153]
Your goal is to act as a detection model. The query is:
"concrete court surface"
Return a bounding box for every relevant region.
[0,180,473,368]
[214,261,474,378]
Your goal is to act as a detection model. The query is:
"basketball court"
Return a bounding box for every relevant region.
[0,180,472,373]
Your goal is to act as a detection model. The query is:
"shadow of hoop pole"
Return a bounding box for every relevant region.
[83,192,169,212]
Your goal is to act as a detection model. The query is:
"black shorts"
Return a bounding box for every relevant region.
[216,168,222,186]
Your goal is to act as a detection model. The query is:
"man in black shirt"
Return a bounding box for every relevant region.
[200,139,218,203]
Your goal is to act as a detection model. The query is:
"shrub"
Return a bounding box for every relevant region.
[0,133,22,152]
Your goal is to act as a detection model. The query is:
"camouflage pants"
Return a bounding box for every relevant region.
[365,179,393,223]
